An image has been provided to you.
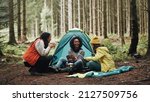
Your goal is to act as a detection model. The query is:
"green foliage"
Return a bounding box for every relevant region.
[0,35,6,55]
[102,39,118,54]
[0,0,9,29]
[3,44,27,56]
[137,35,148,55]
[102,38,131,61]
[112,45,131,61]
[102,35,148,61]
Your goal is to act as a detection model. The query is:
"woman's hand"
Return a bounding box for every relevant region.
[84,57,91,61]
[66,55,77,62]
[49,43,56,48]
[49,40,56,48]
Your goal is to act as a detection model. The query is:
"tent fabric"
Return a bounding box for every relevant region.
[50,28,94,65]
[66,66,134,78]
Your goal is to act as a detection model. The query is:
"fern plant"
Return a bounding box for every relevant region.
[0,35,6,56]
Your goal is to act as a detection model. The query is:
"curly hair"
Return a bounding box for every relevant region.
[70,36,82,52]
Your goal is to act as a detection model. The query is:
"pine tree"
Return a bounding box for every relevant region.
[17,0,21,41]
[146,0,150,56]
[22,0,27,42]
[128,0,139,56]
[8,0,17,44]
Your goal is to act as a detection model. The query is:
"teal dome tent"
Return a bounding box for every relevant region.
[50,28,94,65]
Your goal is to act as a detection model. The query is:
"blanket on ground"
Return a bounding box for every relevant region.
[66,66,134,78]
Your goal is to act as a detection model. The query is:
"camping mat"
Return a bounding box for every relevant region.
[66,66,134,78]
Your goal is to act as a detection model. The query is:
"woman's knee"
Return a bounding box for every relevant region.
[75,59,83,65]
[86,61,94,67]
[86,61,100,70]
[59,57,67,63]
[74,60,84,69]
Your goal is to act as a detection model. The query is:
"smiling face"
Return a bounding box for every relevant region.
[70,36,82,52]
[73,38,80,49]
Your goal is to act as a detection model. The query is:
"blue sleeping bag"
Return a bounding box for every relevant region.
[67,66,134,78]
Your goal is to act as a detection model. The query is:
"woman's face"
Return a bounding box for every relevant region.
[73,39,80,49]
[48,35,51,43]
[92,44,100,53]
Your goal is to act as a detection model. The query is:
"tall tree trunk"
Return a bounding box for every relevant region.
[78,0,80,29]
[122,0,126,35]
[51,0,54,34]
[60,0,66,35]
[106,0,111,35]
[60,0,63,35]
[117,0,120,36]
[102,0,107,38]
[22,0,27,42]
[146,0,150,56]
[139,0,144,35]
[144,0,148,35]
[35,16,40,38]
[100,0,103,36]
[8,0,17,44]
[92,0,96,35]
[82,0,86,31]
[128,0,139,56]
[84,0,89,34]
[73,0,76,28]
[57,13,60,37]
[111,0,116,34]
[120,0,125,45]
[89,0,92,35]
[117,0,125,46]
[31,21,35,38]
[126,0,131,36]
[68,0,72,30]
[17,0,21,42]
[97,0,101,36]
[63,0,66,33]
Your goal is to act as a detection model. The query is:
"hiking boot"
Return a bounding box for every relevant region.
[68,67,77,75]
[49,66,60,73]
[68,70,75,75]
[59,67,70,72]
[68,66,84,75]
[30,72,44,76]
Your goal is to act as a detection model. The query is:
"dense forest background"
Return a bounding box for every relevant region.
[0,0,150,85]
[0,0,150,58]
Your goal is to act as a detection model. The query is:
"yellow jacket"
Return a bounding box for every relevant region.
[85,47,116,72]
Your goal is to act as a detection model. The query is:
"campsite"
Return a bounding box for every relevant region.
[0,0,150,85]
[0,53,150,85]
[0,28,150,85]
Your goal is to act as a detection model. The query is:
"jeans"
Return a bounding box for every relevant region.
[55,58,67,68]
[86,61,101,71]
[55,57,84,70]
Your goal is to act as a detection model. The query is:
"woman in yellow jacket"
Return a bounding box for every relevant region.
[85,36,116,72]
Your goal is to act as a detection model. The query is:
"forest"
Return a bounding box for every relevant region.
[0,0,150,84]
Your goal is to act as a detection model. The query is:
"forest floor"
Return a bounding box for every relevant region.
[0,55,150,85]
